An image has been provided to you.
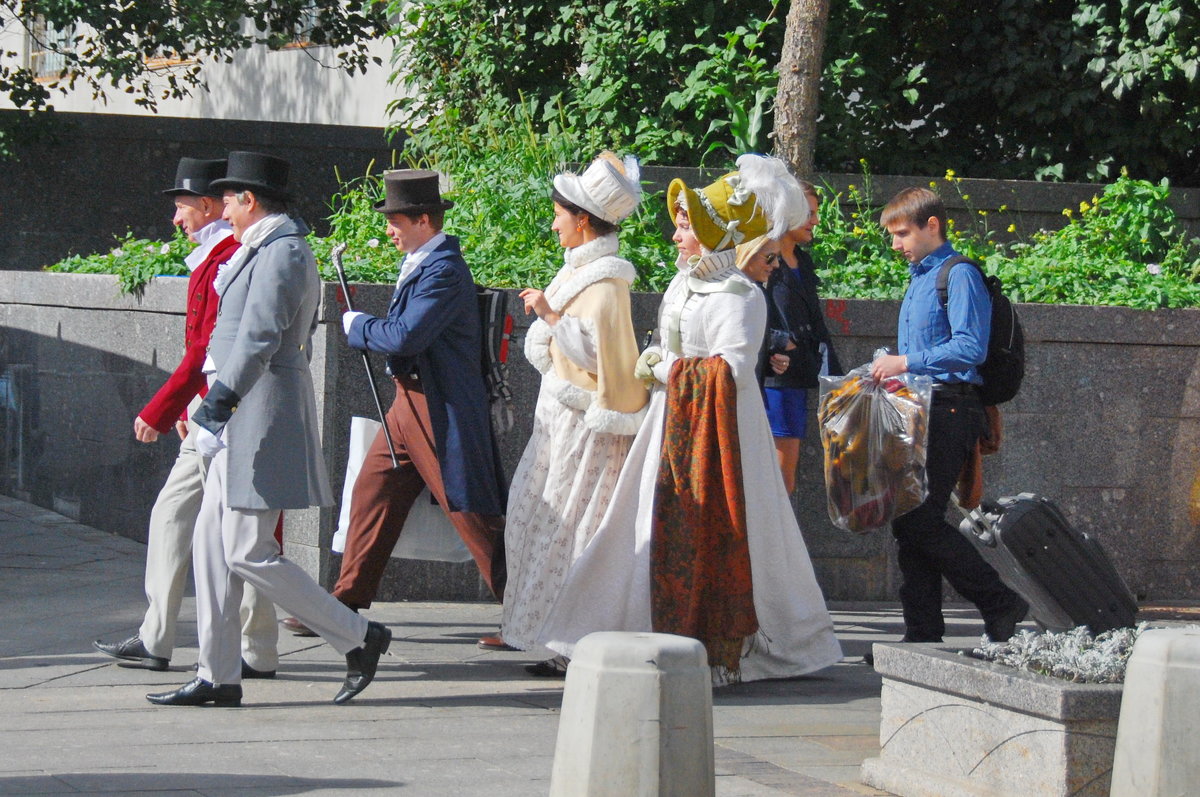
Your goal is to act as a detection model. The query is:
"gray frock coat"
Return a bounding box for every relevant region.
[193,217,334,511]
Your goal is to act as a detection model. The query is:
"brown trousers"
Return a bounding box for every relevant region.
[334,377,506,608]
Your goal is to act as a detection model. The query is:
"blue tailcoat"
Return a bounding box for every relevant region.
[347,235,504,515]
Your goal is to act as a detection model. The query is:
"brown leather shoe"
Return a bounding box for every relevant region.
[281,617,317,637]
[477,634,517,651]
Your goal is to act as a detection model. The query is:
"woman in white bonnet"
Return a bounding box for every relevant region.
[500,152,649,675]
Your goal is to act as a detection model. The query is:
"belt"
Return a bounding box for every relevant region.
[932,381,979,397]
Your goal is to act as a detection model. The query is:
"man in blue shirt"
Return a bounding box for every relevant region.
[871,187,1027,646]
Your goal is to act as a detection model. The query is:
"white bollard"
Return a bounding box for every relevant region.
[549,631,714,797]
[1110,627,1200,796]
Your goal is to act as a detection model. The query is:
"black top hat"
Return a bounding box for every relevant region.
[162,157,227,197]
[209,151,292,202]
[374,170,455,215]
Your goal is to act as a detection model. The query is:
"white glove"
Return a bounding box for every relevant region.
[634,347,662,384]
[342,311,365,335]
[194,426,226,458]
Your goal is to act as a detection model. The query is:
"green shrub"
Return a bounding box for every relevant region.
[811,168,1200,310]
[44,159,1200,311]
[322,106,678,292]
[45,229,192,297]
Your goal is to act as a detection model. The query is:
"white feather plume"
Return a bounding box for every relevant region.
[622,154,643,203]
[735,154,808,239]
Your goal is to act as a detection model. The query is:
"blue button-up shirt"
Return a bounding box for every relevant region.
[897,242,990,384]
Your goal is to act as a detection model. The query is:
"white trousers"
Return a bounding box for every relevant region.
[193,447,368,685]
[139,418,278,670]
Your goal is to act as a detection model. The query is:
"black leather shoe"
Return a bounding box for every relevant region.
[241,659,276,679]
[146,677,241,707]
[985,596,1030,642]
[524,655,570,678]
[94,635,169,671]
[334,621,391,705]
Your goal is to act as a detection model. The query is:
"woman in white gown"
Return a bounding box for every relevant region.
[501,153,649,674]
[537,155,843,684]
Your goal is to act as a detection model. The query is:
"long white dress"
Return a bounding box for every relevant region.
[537,248,843,683]
[500,236,647,651]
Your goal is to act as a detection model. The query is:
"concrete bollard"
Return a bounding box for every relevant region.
[1110,627,1200,796]
[549,632,714,797]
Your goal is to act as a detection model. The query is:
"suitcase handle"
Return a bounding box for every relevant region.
[952,496,999,547]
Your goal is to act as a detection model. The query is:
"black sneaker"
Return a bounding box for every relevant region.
[984,597,1030,642]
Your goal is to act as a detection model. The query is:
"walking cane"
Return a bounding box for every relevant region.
[331,243,400,470]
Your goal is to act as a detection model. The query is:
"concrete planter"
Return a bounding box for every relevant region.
[860,643,1123,797]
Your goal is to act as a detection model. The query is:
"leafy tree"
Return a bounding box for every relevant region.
[0,1,390,156]
[817,0,1200,184]
[387,0,784,164]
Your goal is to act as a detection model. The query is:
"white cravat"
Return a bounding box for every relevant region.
[213,213,289,297]
[203,213,290,374]
[184,220,234,272]
[396,231,447,289]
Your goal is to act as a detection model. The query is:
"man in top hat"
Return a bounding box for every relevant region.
[94,157,278,677]
[147,151,390,707]
[333,169,506,614]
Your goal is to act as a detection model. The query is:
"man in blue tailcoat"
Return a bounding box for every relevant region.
[332,169,506,612]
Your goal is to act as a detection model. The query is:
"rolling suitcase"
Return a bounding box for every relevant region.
[958,492,1137,634]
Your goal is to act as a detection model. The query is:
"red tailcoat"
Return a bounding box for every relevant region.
[138,233,241,433]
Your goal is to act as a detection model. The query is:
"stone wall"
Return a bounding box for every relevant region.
[0,110,400,274]
[2,271,1197,602]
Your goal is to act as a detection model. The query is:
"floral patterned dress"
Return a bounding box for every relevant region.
[500,236,647,650]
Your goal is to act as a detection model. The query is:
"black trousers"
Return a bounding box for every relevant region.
[891,391,1018,642]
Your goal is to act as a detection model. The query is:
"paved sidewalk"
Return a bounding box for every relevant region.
[0,495,1002,796]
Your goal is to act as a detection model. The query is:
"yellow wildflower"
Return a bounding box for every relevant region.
[929,181,938,188]
[945,169,956,179]
[852,226,865,236]
[1062,208,1073,217]
[1006,224,1016,233]
[1079,200,1090,213]
[998,204,1008,212]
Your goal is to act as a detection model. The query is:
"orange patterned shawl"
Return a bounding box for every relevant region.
[651,356,758,671]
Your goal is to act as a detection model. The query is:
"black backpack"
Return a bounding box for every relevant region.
[476,286,515,434]
[935,256,1025,406]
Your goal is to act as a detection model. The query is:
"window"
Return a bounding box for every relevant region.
[27,15,74,80]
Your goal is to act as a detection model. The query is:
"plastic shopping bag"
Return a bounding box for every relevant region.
[333,416,471,562]
[817,351,933,533]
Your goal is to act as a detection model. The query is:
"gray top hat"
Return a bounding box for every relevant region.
[163,158,227,198]
[374,170,455,215]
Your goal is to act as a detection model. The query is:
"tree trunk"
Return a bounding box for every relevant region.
[774,0,830,180]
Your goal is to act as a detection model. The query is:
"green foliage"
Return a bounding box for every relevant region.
[819,0,1200,185]
[310,107,679,291]
[0,1,389,157]
[811,169,1200,311]
[45,228,191,297]
[309,167,397,285]
[395,106,678,291]
[45,161,1200,311]
[386,0,783,165]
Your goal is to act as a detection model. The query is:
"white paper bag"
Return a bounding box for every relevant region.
[333,416,472,563]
